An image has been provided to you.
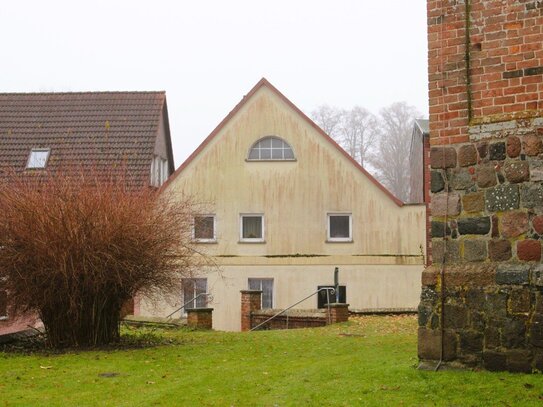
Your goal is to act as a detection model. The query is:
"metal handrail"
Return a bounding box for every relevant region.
[250,287,336,331]
[165,292,211,319]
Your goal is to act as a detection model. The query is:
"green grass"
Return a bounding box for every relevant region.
[1,315,542,406]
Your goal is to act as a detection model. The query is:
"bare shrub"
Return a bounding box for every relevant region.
[0,171,204,348]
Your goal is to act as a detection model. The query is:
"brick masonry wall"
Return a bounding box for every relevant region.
[251,312,327,330]
[240,290,262,331]
[186,308,213,330]
[421,0,543,371]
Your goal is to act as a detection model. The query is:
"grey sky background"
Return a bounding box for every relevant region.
[1,0,428,166]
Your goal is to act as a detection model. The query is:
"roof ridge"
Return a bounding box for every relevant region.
[161,78,404,207]
[0,91,166,96]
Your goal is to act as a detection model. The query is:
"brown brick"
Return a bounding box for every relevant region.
[477,164,497,188]
[418,328,457,361]
[431,147,457,169]
[458,144,477,167]
[431,193,461,217]
[509,288,531,314]
[492,215,500,238]
[489,240,512,261]
[503,161,530,183]
[506,136,521,158]
[462,192,485,212]
[500,211,529,238]
[422,269,438,286]
[477,142,488,159]
[517,239,541,261]
[523,134,542,156]
[533,215,543,234]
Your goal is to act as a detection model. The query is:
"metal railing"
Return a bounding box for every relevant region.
[165,292,211,319]
[250,287,336,331]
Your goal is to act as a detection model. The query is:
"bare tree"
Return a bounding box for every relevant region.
[311,105,379,167]
[369,102,421,202]
[311,104,343,137]
[0,171,205,348]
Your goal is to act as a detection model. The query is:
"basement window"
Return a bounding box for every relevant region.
[193,215,216,243]
[26,148,50,169]
[182,278,208,310]
[327,213,352,242]
[248,278,274,309]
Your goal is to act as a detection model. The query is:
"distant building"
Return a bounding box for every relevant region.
[409,119,429,204]
[138,78,427,331]
[0,91,174,337]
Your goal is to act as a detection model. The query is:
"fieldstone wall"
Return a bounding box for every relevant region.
[421,121,543,371]
[421,0,543,371]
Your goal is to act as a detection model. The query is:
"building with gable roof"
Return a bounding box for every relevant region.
[0,90,175,337]
[138,79,426,331]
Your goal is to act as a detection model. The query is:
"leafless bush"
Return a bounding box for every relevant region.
[0,171,205,348]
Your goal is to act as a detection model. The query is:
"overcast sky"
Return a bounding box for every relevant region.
[1,0,428,166]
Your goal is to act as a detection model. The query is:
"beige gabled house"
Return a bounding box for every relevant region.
[138,78,426,331]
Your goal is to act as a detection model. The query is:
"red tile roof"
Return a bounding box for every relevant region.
[0,91,171,188]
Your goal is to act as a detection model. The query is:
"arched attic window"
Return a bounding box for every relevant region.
[247,136,295,161]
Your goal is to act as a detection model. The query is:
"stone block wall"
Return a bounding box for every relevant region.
[420,0,543,371]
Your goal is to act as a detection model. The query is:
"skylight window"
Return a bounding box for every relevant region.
[26,148,50,169]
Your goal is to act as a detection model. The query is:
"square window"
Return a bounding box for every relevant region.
[182,278,208,311]
[26,149,50,169]
[193,215,216,242]
[240,214,264,242]
[327,213,352,242]
[248,278,274,309]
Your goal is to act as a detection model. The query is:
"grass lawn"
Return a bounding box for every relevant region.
[1,315,542,406]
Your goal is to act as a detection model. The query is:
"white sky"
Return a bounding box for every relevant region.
[1,0,428,166]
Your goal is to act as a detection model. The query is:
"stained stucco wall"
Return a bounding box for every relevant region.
[166,86,426,257]
[139,84,426,331]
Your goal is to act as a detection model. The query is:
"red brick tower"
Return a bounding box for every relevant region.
[420,0,543,371]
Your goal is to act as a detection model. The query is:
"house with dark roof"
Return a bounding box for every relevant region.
[0,91,175,337]
[136,79,427,331]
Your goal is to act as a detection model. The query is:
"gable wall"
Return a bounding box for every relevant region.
[166,86,426,258]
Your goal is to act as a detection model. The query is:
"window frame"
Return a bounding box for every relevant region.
[181,278,208,313]
[326,212,353,242]
[246,136,296,162]
[239,213,265,243]
[248,278,274,309]
[26,148,51,169]
[150,156,169,187]
[192,214,217,243]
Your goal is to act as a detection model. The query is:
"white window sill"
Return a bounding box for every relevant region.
[326,239,354,243]
[238,240,266,244]
[192,239,218,244]
[245,159,297,162]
